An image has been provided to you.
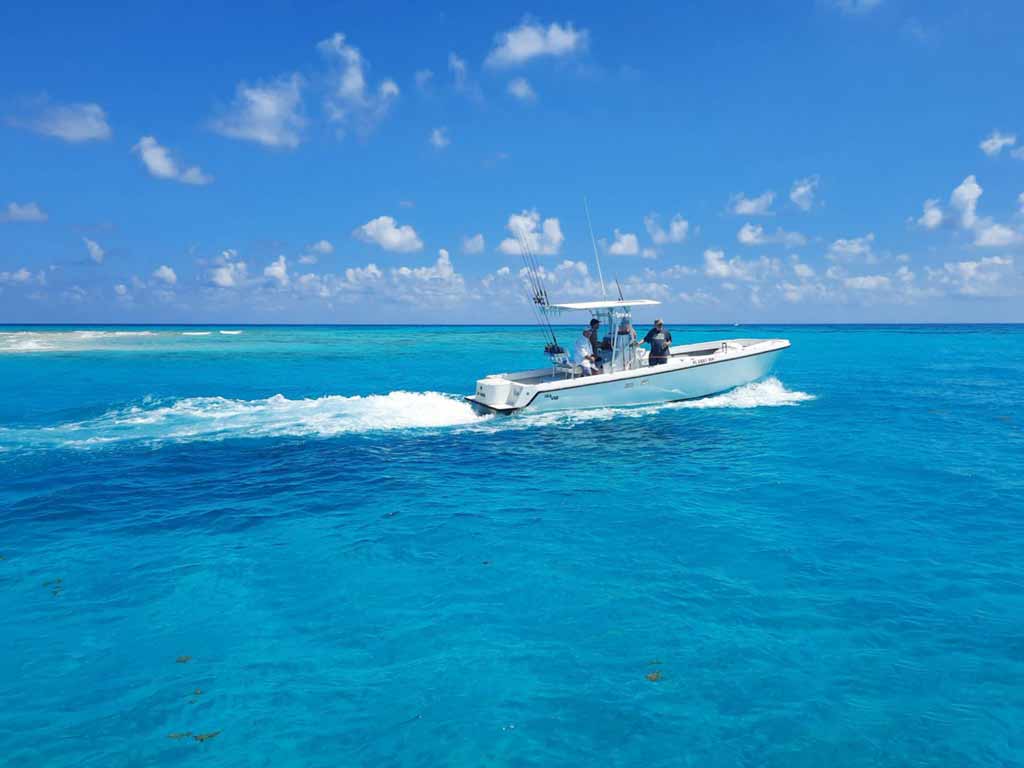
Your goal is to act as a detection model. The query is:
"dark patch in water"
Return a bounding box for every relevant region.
[646,671,663,682]
[176,655,191,664]
[195,731,221,742]
[167,732,192,740]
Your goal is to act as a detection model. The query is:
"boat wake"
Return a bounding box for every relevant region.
[0,378,812,450]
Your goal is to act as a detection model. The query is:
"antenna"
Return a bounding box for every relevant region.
[614,278,624,301]
[583,196,607,298]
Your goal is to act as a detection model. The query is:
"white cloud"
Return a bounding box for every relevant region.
[827,233,875,262]
[608,229,640,255]
[114,283,128,297]
[485,19,589,67]
[83,237,104,264]
[790,176,820,211]
[317,33,398,136]
[507,77,536,101]
[414,69,434,92]
[644,213,689,244]
[153,265,177,285]
[1019,192,1024,214]
[729,191,774,216]
[132,136,213,185]
[210,251,248,288]
[310,239,334,255]
[661,264,696,278]
[844,274,891,291]
[1012,147,1024,161]
[462,233,485,254]
[1,201,48,223]
[831,0,883,14]
[737,223,807,247]
[641,247,657,259]
[0,267,46,285]
[917,198,943,229]
[679,289,719,304]
[429,127,450,149]
[264,255,289,286]
[703,248,780,282]
[926,256,1016,297]
[979,131,1017,157]
[27,101,111,142]
[449,52,468,89]
[299,239,334,263]
[354,215,423,252]
[974,221,1021,247]
[389,249,468,307]
[211,74,305,148]
[950,175,982,229]
[498,209,564,255]
[792,259,815,279]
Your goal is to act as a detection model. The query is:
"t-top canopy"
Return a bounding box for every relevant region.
[547,299,661,311]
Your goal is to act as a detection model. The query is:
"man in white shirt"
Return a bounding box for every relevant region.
[574,328,601,375]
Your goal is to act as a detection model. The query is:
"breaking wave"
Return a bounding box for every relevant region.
[0,378,813,450]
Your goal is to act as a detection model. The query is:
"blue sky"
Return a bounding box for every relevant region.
[2,0,1023,323]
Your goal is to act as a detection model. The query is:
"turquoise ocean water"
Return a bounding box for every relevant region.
[1,324,1022,766]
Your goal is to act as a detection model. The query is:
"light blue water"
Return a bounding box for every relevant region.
[1,325,1022,767]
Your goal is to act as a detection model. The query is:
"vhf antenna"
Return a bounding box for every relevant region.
[583,196,607,298]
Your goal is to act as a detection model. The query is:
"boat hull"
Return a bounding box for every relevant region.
[522,348,783,413]
[466,341,787,415]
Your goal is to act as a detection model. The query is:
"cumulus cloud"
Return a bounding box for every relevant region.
[703,249,780,282]
[607,229,640,255]
[974,221,1021,247]
[132,136,213,185]
[298,240,335,265]
[926,256,1016,297]
[264,255,289,286]
[917,198,943,229]
[792,258,815,279]
[737,223,807,247]
[24,100,111,142]
[429,127,450,149]
[83,237,104,264]
[827,233,875,263]
[644,213,689,244]
[153,265,177,285]
[462,233,485,254]
[844,274,891,291]
[211,74,305,148]
[354,215,423,252]
[507,77,536,101]
[729,191,774,216]
[317,33,399,136]
[209,249,247,288]
[389,249,468,306]
[790,176,820,211]
[485,19,588,67]
[1,201,48,223]
[950,175,982,229]
[498,209,564,256]
[979,131,1017,157]
[0,267,46,285]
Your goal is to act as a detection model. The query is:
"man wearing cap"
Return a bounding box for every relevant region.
[641,319,673,366]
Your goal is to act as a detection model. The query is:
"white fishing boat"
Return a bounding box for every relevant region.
[465,208,790,415]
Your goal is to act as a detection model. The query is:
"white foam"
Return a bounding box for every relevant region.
[12,391,486,447]
[667,376,814,409]
[219,330,243,335]
[0,379,813,450]
[181,331,212,336]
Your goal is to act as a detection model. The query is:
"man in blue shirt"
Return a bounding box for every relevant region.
[641,319,672,366]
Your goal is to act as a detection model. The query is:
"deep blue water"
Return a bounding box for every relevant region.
[1,325,1022,767]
